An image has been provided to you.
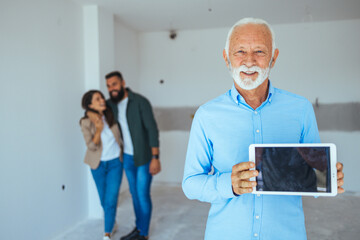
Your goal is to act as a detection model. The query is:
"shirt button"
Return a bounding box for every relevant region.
[254,111,258,114]
[256,129,260,133]
[254,233,258,237]
[257,194,260,197]
[256,215,260,219]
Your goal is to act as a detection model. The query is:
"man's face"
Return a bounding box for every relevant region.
[106,76,125,102]
[224,23,278,90]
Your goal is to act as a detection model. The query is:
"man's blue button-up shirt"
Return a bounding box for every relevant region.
[182,82,320,240]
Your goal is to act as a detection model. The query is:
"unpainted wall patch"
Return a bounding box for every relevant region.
[154,102,360,132]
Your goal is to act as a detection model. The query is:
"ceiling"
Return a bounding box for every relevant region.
[72,0,360,32]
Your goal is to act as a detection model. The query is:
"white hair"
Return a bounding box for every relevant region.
[224,17,276,59]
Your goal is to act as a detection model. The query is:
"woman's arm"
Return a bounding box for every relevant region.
[91,118,103,145]
[80,118,103,151]
[86,112,104,145]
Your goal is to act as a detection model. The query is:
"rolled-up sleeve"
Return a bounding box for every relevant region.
[300,100,320,144]
[182,108,237,203]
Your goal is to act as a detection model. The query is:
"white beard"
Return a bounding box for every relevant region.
[230,62,271,90]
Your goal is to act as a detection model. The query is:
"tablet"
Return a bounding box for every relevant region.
[249,143,337,196]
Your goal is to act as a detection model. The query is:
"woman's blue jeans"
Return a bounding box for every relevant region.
[91,158,123,233]
[123,153,152,236]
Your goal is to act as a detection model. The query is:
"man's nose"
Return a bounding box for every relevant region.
[242,54,256,67]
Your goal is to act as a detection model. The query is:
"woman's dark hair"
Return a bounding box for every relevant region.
[80,90,115,127]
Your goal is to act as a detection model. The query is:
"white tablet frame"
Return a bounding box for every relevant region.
[249,143,337,197]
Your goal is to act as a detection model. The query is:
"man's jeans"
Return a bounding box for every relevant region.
[91,158,123,233]
[123,153,152,236]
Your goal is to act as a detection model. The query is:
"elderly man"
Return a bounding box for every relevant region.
[182,18,344,240]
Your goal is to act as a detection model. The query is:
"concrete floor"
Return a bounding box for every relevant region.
[55,185,360,240]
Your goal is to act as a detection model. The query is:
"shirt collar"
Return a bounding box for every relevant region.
[230,84,241,104]
[230,80,275,105]
[268,80,274,103]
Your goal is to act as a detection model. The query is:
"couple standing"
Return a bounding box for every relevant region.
[80,71,161,240]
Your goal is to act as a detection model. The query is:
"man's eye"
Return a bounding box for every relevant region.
[234,50,245,55]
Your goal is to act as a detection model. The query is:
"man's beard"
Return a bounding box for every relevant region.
[230,61,272,90]
[110,87,125,103]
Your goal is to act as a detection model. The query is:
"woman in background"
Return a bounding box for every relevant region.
[80,90,123,240]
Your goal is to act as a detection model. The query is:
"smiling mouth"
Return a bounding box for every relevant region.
[241,71,257,76]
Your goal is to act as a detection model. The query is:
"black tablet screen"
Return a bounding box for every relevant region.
[255,147,331,192]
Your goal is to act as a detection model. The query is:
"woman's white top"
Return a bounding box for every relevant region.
[100,116,121,161]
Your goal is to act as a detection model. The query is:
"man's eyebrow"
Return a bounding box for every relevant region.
[231,46,245,51]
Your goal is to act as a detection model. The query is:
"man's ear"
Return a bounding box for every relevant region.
[121,79,126,88]
[223,49,230,69]
[271,49,279,68]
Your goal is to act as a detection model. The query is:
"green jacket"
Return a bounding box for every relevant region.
[106,88,159,166]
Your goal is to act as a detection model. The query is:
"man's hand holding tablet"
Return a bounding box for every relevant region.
[231,161,259,195]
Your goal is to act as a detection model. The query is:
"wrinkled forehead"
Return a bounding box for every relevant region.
[230,23,272,50]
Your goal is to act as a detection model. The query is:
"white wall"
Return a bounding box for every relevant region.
[0,0,87,240]
[114,18,140,92]
[139,19,360,105]
[83,5,100,90]
[137,19,360,192]
[83,5,118,219]
[98,7,115,95]
[271,20,360,103]
[320,131,360,192]
[155,131,190,184]
[138,28,229,107]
